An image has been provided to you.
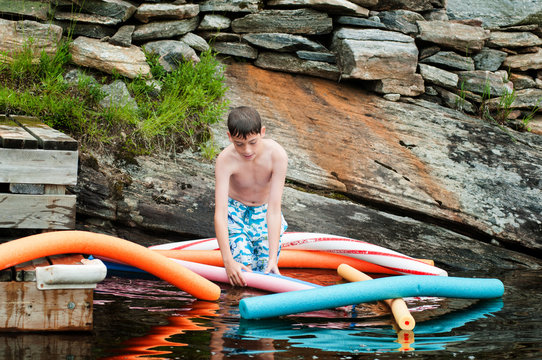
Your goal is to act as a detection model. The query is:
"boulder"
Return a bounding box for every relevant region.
[70,36,151,79]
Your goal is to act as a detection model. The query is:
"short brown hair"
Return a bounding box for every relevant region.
[227,106,262,138]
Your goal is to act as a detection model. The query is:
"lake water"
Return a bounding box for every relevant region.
[1,268,541,359]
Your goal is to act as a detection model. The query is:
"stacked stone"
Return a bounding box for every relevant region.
[0,0,541,121]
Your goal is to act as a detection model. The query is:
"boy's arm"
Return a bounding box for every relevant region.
[264,145,288,275]
[214,155,249,286]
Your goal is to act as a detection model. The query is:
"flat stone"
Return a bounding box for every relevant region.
[457,70,513,97]
[473,48,508,71]
[486,88,542,110]
[509,73,536,90]
[417,20,490,53]
[72,0,136,22]
[180,32,210,52]
[296,50,336,63]
[503,48,542,71]
[134,3,199,24]
[108,25,135,47]
[0,0,49,21]
[333,27,414,43]
[197,14,232,31]
[377,9,424,35]
[487,31,542,48]
[70,36,151,79]
[54,11,121,26]
[255,52,340,80]
[267,0,369,16]
[198,0,262,13]
[198,32,242,42]
[143,40,200,71]
[231,9,333,35]
[418,63,459,88]
[54,20,117,39]
[133,17,200,42]
[420,50,475,71]
[369,73,425,96]
[212,42,258,59]
[243,33,327,52]
[335,16,387,29]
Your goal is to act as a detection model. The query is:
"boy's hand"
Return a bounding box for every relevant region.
[225,261,251,287]
[264,263,281,276]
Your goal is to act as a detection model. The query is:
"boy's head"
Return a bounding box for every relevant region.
[227,106,262,139]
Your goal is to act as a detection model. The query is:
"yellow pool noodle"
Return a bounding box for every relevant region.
[337,263,416,330]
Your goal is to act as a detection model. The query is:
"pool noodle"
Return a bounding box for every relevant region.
[337,264,415,330]
[154,249,402,274]
[151,232,447,276]
[239,275,504,319]
[0,230,221,301]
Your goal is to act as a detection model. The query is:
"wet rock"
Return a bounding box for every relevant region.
[134,3,199,23]
[231,9,333,35]
[132,17,200,42]
[70,36,151,79]
[417,20,490,53]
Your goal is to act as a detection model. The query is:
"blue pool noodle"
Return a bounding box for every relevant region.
[239,275,504,319]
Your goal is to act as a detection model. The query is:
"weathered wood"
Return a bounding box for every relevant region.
[0,194,76,229]
[14,116,78,151]
[0,281,93,331]
[0,117,38,149]
[0,148,78,185]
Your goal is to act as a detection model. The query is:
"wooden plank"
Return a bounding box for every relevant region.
[0,281,93,331]
[13,116,78,151]
[0,148,78,185]
[0,194,76,229]
[0,333,92,358]
[0,116,38,149]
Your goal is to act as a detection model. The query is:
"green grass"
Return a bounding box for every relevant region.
[0,36,229,160]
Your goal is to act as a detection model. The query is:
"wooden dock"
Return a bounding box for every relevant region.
[0,114,78,229]
[0,115,100,332]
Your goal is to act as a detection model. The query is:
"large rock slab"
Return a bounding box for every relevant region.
[218,62,542,254]
[72,0,136,22]
[243,33,327,52]
[0,19,62,61]
[133,17,200,42]
[446,0,542,28]
[134,4,199,24]
[70,36,151,79]
[0,0,49,21]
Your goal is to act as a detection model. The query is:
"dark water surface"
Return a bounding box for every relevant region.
[1,269,541,359]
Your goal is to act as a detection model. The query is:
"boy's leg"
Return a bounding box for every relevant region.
[227,198,256,269]
[250,210,288,272]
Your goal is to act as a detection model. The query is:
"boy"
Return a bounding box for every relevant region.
[214,106,288,287]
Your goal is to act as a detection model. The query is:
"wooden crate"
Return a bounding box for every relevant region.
[0,254,94,332]
[0,114,78,229]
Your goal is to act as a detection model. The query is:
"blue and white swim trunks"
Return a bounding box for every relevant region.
[228,198,288,271]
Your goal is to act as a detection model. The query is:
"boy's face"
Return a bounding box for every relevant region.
[228,127,266,161]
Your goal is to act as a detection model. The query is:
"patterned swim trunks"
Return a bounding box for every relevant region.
[228,198,288,271]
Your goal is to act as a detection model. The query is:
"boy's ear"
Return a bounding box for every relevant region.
[227,132,232,142]
[261,126,266,137]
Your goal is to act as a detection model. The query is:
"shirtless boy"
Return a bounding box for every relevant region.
[214,106,288,287]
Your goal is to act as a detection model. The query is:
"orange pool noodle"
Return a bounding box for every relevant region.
[154,249,402,275]
[0,231,221,301]
[337,263,416,330]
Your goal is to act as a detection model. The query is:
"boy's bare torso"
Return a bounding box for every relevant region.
[225,139,276,206]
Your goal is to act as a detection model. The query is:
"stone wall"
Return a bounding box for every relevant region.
[1,0,541,124]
